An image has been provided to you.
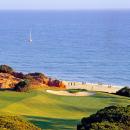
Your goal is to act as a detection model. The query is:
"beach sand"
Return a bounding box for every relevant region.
[62,81,122,93]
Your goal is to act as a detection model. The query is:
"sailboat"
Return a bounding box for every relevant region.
[29,31,32,43]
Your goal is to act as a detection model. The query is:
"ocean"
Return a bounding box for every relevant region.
[0,10,130,86]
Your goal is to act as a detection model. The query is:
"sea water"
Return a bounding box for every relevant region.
[0,10,130,86]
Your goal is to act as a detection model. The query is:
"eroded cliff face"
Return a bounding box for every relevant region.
[0,73,21,89]
[0,65,66,90]
[23,73,66,89]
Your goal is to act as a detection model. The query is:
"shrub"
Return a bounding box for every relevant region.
[0,65,14,74]
[78,105,130,130]
[0,115,41,130]
[116,87,130,97]
[14,80,30,92]
[12,72,25,79]
[90,122,121,130]
[25,73,46,79]
[24,72,47,83]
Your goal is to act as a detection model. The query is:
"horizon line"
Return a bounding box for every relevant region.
[0,8,130,11]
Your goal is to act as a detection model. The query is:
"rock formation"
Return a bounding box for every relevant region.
[0,73,20,89]
[0,65,66,91]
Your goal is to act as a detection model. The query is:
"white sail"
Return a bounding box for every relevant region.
[29,31,32,43]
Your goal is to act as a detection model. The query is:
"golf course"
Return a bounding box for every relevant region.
[0,88,129,130]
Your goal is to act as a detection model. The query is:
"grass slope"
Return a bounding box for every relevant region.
[0,115,40,130]
[0,89,129,130]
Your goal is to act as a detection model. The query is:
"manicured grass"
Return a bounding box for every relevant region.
[0,89,129,130]
[66,89,87,93]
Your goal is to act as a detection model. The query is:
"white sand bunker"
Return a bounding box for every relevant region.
[46,90,95,96]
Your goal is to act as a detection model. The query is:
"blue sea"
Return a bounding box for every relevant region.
[0,10,130,86]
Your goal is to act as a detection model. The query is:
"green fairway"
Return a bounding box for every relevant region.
[0,89,129,130]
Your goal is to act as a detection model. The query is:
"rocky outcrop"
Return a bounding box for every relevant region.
[48,78,66,88]
[23,73,66,89]
[0,73,21,89]
[0,65,66,91]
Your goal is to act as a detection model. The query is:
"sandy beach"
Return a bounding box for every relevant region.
[63,81,122,93]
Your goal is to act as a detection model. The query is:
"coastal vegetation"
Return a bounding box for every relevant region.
[0,65,14,74]
[14,80,30,92]
[0,115,40,130]
[77,105,130,130]
[116,87,130,97]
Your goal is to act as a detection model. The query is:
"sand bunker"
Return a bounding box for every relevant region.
[46,90,95,96]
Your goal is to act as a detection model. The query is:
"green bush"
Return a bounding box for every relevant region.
[25,73,46,80]
[0,65,14,74]
[116,87,130,97]
[14,80,30,92]
[78,105,130,130]
[0,115,41,130]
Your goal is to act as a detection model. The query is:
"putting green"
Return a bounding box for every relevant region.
[0,89,129,130]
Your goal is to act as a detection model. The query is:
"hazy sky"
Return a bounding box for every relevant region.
[0,0,130,10]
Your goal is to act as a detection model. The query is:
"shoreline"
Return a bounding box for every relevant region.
[63,81,123,93]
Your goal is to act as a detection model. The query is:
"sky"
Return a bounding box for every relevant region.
[0,0,130,10]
